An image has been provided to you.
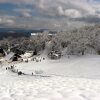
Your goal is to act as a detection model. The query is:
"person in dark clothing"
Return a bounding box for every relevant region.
[11,65,14,69]
[43,58,45,60]
[25,59,28,63]
[18,71,23,75]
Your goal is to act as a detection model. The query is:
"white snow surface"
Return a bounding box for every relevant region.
[1,54,100,100]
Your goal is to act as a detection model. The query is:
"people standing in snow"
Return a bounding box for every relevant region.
[18,71,23,75]
[6,67,7,70]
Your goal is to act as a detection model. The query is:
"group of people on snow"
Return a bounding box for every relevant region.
[5,57,45,76]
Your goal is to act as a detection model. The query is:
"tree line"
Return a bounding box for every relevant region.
[0,25,100,56]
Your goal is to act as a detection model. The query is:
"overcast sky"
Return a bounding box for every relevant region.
[0,0,100,30]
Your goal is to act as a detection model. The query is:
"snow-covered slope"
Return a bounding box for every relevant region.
[1,55,100,100]
[0,70,100,100]
[12,55,100,79]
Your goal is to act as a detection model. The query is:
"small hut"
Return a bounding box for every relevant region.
[11,53,22,61]
[0,48,6,57]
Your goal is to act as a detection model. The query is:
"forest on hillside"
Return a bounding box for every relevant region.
[0,25,100,56]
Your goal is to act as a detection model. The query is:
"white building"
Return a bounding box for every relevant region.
[31,32,56,36]
[31,33,38,36]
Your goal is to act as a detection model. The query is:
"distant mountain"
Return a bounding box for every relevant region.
[0,28,31,39]
[0,27,33,33]
[0,28,56,39]
[0,28,57,39]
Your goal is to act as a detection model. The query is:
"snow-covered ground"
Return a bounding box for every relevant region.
[0,54,100,100]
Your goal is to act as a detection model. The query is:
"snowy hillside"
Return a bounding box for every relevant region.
[0,55,100,100]
[11,55,100,79]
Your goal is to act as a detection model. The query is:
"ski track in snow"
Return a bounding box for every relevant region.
[1,55,100,100]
